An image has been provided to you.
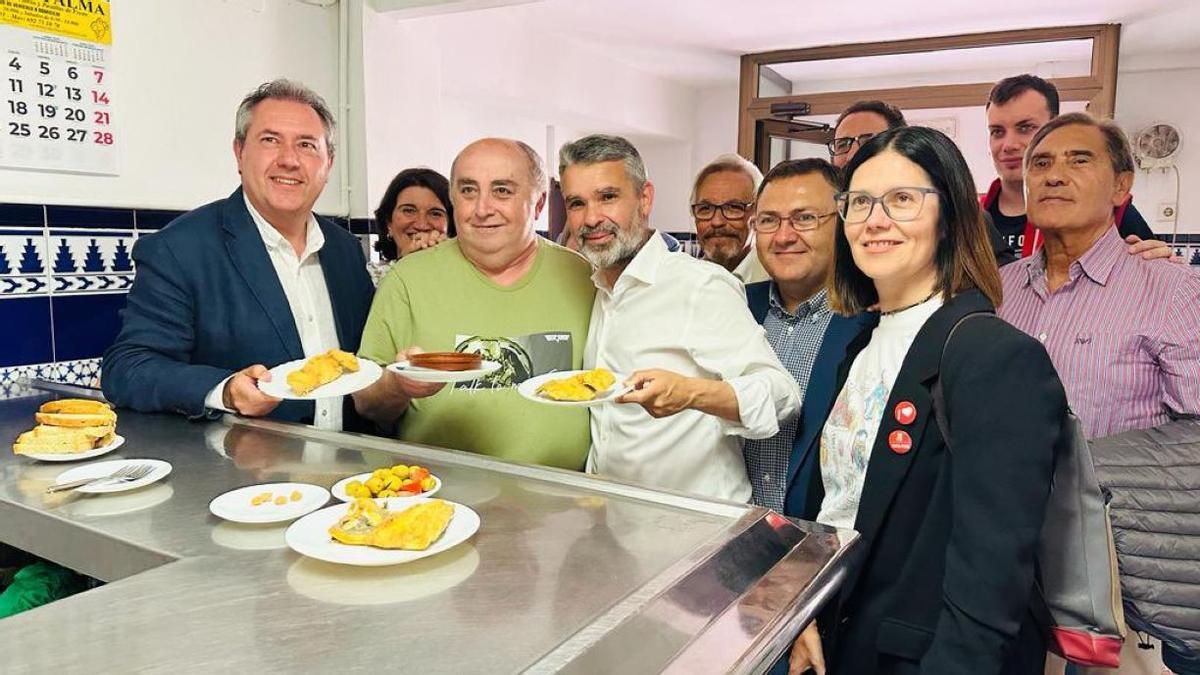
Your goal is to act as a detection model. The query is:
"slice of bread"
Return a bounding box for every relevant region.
[13,424,110,454]
[38,398,113,416]
[35,409,117,428]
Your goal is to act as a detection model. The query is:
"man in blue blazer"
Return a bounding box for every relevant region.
[102,80,374,429]
[742,158,869,520]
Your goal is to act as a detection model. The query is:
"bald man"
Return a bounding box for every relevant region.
[354,138,596,470]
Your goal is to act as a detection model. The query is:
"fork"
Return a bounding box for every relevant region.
[45,464,154,494]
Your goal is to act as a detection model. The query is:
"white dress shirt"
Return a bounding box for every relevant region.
[584,233,801,502]
[204,196,344,430]
[731,235,771,284]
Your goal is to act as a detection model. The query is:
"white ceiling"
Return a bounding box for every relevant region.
[492,0,1200,87]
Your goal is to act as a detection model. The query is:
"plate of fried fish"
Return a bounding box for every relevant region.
[258,349,383,400]
[285,497,479,566]
[518,368,631,407]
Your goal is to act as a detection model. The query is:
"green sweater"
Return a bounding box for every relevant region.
[359,238,596,470]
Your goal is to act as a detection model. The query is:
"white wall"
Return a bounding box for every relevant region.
[1,0,350,214]
[1116,67,1200,236]
[361,3,698,231]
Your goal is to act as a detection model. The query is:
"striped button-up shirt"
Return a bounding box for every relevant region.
[743,286,834,511]
[998,225,1200,438]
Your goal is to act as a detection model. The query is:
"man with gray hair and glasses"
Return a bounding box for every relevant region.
[560,133,800,501]
[691,153,770,283]
[104,79,374,430]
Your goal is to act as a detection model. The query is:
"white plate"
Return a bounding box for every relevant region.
[257,357,383,400]
[385,360,501,384]
[209,482,331,524]
[331,472,441,503]
[20,434,125,463]
[54,458,172,495]
[285,498,480,567]
[517,370,632,407]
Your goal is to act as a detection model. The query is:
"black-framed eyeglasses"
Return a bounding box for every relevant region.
[826,133,877,156]
[752,210,837,233]
[691,201,749,221]
[835,187,939,224]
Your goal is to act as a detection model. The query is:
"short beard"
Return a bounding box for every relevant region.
[578,216,649,270]
[701,234,746,269]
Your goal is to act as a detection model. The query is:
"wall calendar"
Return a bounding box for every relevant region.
[0,0,115,175]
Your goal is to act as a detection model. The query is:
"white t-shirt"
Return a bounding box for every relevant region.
[817,296,943,529]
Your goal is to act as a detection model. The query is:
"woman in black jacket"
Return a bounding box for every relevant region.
[788,126,1068,675]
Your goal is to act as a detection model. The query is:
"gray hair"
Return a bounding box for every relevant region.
[558,134,648,190]
[1025,111,1135,175]
[691,153,762,203]
[235,78,337,155]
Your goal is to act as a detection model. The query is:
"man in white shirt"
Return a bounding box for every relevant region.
[691,154,770,283]
[560,134,801,501]
[102,79,375,430]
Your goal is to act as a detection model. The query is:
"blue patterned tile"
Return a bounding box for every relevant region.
[0,362,53,400]
[46,205,135,230]
[50,357,102,388]
[0,226,51,297]
[47,229,136,295]
[51,293,126,361]
[0,296,52,367]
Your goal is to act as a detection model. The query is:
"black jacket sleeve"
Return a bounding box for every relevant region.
[1117,201,1156,242]
[921,317,1066,672]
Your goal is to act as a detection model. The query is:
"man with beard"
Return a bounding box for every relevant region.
[691,154,770,283]
[560,134,800,502]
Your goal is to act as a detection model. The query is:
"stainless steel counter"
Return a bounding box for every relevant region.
[0,391,856,674]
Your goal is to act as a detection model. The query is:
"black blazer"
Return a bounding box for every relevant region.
[802,289,1067,675]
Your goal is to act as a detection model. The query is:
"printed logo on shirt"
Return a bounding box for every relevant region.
[453,332,574,390]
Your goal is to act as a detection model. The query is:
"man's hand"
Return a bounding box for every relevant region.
[222,364,283,417]
[1125,235,1182,262]
[388,346,446,399]
[788,622,825,675]
[618,369,698,418]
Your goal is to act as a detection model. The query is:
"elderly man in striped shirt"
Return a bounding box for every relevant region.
[998,112,1200,675]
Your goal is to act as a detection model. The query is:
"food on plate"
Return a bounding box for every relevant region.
[14,399,117,455]
[251,491,274,506]
[407,351,483,371]
[290,490,302,502]
[328,498,455,550]
[274,495,288,505]
[536,368,617,402]
[287,349,361,395]
[344,464,436,499]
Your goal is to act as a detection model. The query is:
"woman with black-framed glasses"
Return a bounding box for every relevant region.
[786,126,1068,675]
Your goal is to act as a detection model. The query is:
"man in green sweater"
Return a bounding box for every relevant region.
[353,138,595,470]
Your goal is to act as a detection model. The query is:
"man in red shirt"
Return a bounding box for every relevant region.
[983,74,1158,258]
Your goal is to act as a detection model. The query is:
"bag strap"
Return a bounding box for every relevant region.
[931,312,991,450]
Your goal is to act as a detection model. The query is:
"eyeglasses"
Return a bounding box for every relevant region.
[835,187,939,224]
[752,210,837,233]
[827,133,877,156]
[691,201,749,221]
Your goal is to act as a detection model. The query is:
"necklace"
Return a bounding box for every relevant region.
[879,290,938,316]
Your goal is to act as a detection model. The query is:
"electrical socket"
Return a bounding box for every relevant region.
[1158,202,1178,222]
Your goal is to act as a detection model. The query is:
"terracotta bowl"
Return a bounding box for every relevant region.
[408,352,483,372]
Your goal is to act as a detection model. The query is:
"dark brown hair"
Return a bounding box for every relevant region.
[755,157,841,200]
[373,167,455,261]
[987,74,1060,117]
[829,126,1002,315]
[834,100,907,134]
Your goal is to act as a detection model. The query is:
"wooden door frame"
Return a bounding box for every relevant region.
[737,24,1121,158]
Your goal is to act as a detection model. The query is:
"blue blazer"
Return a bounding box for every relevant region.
[102,188,375,424]
[746,281,873,518]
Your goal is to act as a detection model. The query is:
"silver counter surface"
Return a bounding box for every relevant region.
[0,392,856,674]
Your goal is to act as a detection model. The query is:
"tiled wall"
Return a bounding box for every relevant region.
[0,202,370,400]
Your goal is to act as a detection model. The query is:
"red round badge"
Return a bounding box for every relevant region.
[888,430,913,455]
[894,401,917,425]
